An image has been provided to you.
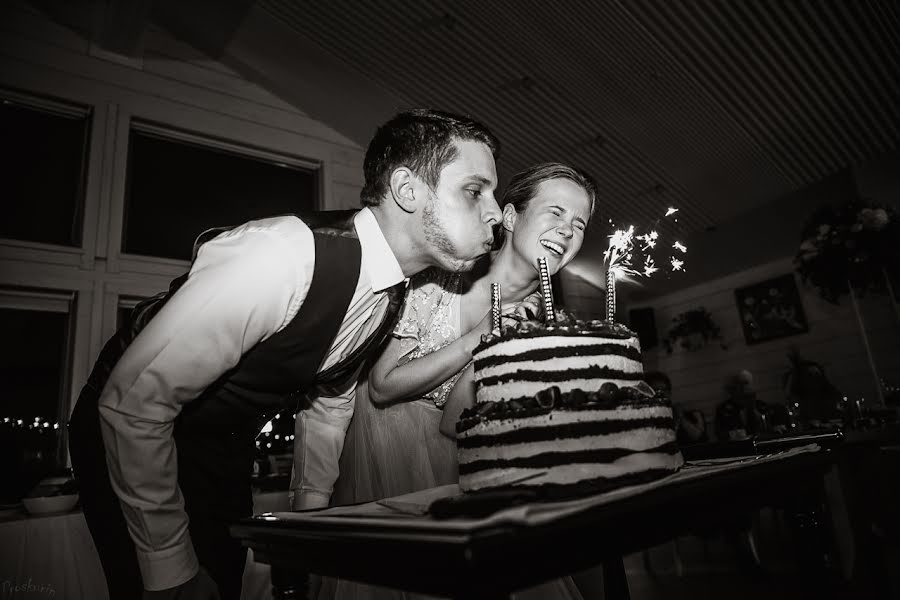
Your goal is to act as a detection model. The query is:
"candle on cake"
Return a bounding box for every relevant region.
[537,256,556,323]
[490,283,502,334]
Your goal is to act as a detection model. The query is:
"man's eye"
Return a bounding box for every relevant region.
[467,189,481,198]
[550,209,562,216]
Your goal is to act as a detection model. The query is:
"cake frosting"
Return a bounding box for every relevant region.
[457,316,683,497]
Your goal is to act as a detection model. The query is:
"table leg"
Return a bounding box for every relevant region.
[784,482,845,596]
[602,555,630,600]
[270,567,310,600]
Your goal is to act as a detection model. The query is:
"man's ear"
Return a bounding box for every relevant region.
[502,204,517,233]
[389,167,418,214]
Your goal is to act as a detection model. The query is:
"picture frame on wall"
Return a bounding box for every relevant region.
[734,274,809,345]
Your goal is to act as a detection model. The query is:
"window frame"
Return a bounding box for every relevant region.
[112,118,323,267]
[0,288,77,466]
[0,88,94,252]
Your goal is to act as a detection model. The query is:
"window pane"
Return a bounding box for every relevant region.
[123,128,319,261]
[117,305,133,330]
[0,307,69,502]
[116,296,146,330]
[0,96,89,246]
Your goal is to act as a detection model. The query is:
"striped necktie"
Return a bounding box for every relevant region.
[316,281,406,387]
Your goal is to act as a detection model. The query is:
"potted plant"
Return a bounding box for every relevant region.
[794,199,900,404]
[794,199,899,305]
[662,307,725,353]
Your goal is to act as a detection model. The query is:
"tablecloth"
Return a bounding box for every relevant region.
[0,491,290,600]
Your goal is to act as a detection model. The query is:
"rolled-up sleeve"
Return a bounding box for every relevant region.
[291,378,358,510]
[97,218,313,590]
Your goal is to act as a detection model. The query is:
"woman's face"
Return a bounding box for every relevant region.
[506,178,592,275]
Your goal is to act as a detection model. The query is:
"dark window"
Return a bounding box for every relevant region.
[117,305,132,330]
[0,306,71,502]
[0,96,90,247]
[123,126,319,261]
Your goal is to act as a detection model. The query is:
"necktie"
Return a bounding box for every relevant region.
[315,281,406,388]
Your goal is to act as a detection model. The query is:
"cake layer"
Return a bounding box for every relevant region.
[476,375,644,404]
[473,333,644,406]
[459,438,679,475]
[457,405,676,449]
[459,451,684,493]
[476,354,642,382]
[475,336,640,366]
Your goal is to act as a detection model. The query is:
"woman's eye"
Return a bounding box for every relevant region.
[467,189,481,198]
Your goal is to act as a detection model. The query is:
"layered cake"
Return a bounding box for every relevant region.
[456,315,683,496]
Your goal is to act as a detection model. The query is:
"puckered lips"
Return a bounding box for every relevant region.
[540,238,566,257]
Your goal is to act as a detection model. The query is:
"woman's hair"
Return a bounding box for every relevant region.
[493,162,598,246]
[502,162,598,216]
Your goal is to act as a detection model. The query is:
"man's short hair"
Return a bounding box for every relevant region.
[360,109,500,207]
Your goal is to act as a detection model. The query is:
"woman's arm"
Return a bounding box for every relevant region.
[368,311,490,406]
[439,363,476,439]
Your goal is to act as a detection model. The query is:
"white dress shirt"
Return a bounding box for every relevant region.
[97,208,404,591]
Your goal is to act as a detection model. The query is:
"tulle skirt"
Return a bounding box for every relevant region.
[331,389,456,506]
[319,385,584,600]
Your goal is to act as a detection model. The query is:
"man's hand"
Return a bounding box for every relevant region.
[143,567,220,600]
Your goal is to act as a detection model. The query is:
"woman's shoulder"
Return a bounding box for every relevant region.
[407,267,462,300]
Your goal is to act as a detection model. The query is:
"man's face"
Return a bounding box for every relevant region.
[421,140,500,272]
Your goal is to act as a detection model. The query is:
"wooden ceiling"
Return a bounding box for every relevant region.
[33,0,900,288]
[257,0,899,242]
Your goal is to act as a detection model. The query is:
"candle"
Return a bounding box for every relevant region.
[491,283,502,333]
[537,257,556,323]
[606,268,616,322]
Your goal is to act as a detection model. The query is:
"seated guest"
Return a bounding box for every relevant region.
[645,371,708,445]
[783,350,844,424]
[715,370,768,441]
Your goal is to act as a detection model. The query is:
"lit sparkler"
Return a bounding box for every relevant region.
[603,209,687,321]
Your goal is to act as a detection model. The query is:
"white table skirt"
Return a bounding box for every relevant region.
[0,492,290,600]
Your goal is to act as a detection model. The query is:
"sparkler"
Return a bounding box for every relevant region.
[603,209,687,321]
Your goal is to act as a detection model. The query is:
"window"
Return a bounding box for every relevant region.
[116,296,146,330]
[0,92,90,247]
[0,292,74,502]
[122,123,319,261]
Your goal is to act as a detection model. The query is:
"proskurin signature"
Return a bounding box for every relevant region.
[1,579,56,598]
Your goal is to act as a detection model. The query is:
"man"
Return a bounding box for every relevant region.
[68,109,502,600]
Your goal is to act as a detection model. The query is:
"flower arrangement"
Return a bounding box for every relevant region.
[662,307,725,353]
[794,200,900,304]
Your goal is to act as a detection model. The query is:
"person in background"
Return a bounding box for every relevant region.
[715,369,769,441]
[68,109,503,600]
[644,371,708,445]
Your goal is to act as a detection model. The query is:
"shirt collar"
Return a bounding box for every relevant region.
[354,207,406,292]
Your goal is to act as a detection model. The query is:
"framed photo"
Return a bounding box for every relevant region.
[734,274,809,345]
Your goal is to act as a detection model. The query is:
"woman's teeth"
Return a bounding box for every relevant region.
[540,240,564,255]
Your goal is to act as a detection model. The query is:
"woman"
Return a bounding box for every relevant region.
[320,163,596,599]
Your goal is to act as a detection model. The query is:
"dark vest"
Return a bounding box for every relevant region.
[70,213,404,515]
